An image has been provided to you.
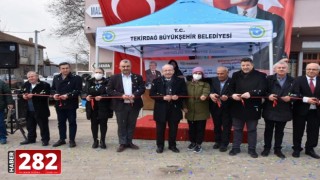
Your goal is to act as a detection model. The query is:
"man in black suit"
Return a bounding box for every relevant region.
[107,59,145,152]
[150,64,187,153]
[228,57,267,158]
[145,61,161,87]
[209,66,232,152]
[226,0,285,69]
[20,71,51,146]
[291,63,320,159]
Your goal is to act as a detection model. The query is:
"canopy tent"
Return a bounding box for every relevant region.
[96,0,274,73]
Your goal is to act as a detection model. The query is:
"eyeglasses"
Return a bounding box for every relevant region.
[121,66,131,68]
[306,69,319,71]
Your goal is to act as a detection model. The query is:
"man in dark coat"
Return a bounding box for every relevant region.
[150,64,187,153]
[291,63,320,159]
[20,71,51,146]
[226,0,285,69]
[52,62,82,148]
[228,57,267,158]
[261,61,294,159]
[107,59,145,152]
[209,66,232,152]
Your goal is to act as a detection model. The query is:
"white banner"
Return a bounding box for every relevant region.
[144,57,247,79]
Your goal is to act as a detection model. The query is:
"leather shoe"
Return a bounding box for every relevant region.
[117,144,126,152]
[42,141,49,146]
[229,148,241,156]
[156,147,164,153]
[53,140,66,147]
[213,143,220,149]
[274,150,286,159]
[292,151,300,158]
[219,146,228,152]
[92,140,99,148]
[127,143,139,150]
[169,146,180,153]
[100,141,107,149]
[248,149,258,158]
[20,140,36,145]
[69,140,76,148]
[261,149,270,157]
[305,150,320,159]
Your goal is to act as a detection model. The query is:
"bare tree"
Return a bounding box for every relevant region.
[48,0,89,64]
[48,0,85,38]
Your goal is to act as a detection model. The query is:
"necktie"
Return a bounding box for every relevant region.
[243,10,247,16]
[152,71,155,75]
[310,78,315,94]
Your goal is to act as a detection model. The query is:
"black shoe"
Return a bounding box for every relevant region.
[213,143,220,149]
[69,140,76,148]
[261,149,270,157]
[274,150,286,159]
[42,141,49,146]
[156,147,164,153]
[117,144,126,152]
[193,145,202,153]
[52,140,66,147]
[229,148,241,156]
[100,141,107,149]
[169,146,180,153]
[305,150,320,159]
[187,143,197,150]
[248,149,258,158]
[92,140,99,149]
[20,140,36,145]
[292,151,300,158]
[219,146,228,152]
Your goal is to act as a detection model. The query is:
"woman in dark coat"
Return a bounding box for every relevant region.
[84,68,113,149]
[261,61,294,159]
[168,59,184,78]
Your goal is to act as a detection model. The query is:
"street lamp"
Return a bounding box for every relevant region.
[34,29,45,73]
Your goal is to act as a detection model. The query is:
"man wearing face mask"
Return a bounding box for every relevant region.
[183,67,210,153]
[83,68,113,149]
[150,64,187,153]
[228,57,267,158]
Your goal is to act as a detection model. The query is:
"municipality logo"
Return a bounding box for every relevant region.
[249,26,265,38]
[102,31,115,42]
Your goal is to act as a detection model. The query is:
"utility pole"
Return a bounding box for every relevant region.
[34,29,45,73]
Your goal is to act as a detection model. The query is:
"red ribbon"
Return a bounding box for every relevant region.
[90,99,95,110]
[216,99,221,108]
[272,99,278,107]
[59,99,62,107]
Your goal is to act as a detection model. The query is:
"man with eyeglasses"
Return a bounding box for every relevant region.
[107,59,145,152]
[291,63,320,159]
[150,64,187,153]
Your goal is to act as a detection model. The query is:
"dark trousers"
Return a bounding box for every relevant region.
[263,119,287,150]
[115,104,140,145]
[292,110,319,152]
[187,120,206,145]
[56,108,77,141]
[232,118,258,150]
[211,108,232,147]
[90,110,108,142]
[26,111,50,142]
[156,120,179,148]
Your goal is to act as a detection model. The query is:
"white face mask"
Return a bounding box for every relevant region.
[94,73,103,80]
[193,74,202,81]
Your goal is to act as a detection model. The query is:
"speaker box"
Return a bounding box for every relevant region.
[0,41,20,69]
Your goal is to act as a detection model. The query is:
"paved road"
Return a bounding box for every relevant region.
[1,106,320,179]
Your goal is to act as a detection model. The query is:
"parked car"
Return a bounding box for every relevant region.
[0,74,23,89]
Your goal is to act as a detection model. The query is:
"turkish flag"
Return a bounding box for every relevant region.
[98,0,175,74]
[213,0,295,58]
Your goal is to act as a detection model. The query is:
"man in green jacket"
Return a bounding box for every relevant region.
[0,79,14,144]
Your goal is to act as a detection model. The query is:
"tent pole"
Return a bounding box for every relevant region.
[268,41,273,75]
[95,45,99,69]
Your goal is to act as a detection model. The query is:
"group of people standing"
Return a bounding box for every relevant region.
[1,58,319,160]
